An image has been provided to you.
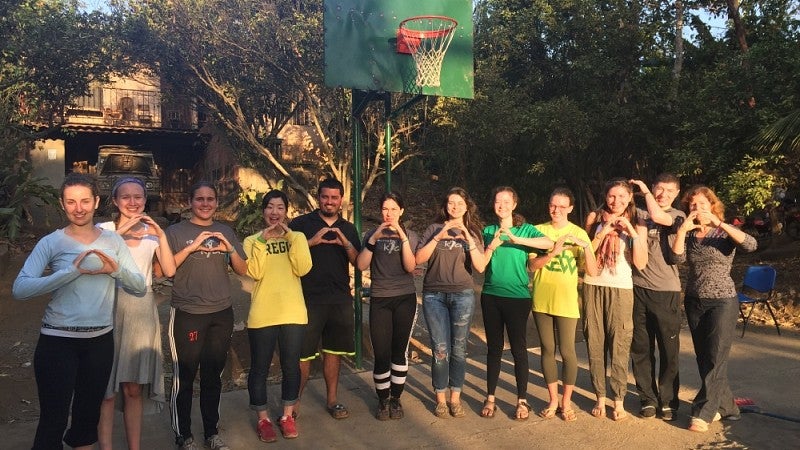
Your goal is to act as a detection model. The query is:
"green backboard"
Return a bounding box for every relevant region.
[324,0,474,99]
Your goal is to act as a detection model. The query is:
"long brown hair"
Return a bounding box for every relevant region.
[587,178,637,239]
[435,187,483,238]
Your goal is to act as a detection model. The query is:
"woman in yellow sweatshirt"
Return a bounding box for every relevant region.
[243,190,312,442]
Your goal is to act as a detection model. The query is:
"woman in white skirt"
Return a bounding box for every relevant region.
[97,177,176,450]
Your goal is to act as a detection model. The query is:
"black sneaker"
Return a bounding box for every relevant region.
[389,397,404,419]
[660,407,676,421]
[640,405,657,418]
[376,398,390,421]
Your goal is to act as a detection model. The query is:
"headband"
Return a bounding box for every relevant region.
[111,177,147,198]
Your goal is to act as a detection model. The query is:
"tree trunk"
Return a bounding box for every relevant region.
[670,0,685,101]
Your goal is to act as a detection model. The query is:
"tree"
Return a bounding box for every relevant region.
[1,0,118,241]
[122,0,423,216]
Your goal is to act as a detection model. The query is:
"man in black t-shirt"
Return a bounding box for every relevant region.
[289,178,360,419]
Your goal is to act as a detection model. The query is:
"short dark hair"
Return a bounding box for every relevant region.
[189,181,217,199]
[61,173,98,199]
[550,187,575,206]
[261,189,289,209]
[318,178,344,197]
[653,173,680,187]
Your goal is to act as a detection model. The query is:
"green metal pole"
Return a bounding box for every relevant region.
[352,91,363,370]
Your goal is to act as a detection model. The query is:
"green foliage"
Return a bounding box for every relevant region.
[0,160,60,241]
[3,0,123,123]
[720,155,784,216]
[234,191,266,237]
[234,179,284,237]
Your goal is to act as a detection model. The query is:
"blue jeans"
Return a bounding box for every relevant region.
[422,290,475,392]
[247,324,306,410]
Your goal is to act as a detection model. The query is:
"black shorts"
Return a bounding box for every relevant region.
[300,302,355,361]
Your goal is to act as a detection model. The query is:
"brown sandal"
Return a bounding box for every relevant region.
[561,408,578,422]
[480,400,497,418]
[515,401,531,421]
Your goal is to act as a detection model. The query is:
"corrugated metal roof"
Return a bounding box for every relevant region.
[61,124,199,135]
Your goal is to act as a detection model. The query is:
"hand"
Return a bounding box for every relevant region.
[679,212,702,233]
[551,234,569,255]
[116,214,146,236]
[191,231,227,253]
[610,216,636,235]
[262,222,289,239]
[435,221,460,241]
[628,179,650,195]
[74,249,119,275]
[211,232,235,253]
[139,215,164,237]
[565,234,590,249]
[328,227,353,249]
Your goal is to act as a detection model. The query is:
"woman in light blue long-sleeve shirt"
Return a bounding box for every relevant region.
[13,173,145,450]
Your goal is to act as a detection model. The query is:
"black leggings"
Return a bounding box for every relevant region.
[369,293,418,400]
[533,312,578,385]
[32,331,114,449]
[481,293,531,398]
[168,307,233,442]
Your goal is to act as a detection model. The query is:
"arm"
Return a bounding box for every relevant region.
[465,231,487,273]
[243,235,264,280]
[395,227,417,273]
[415,225,446,265]
[146,217,176,278]
[12,237,81,300]
[356,229,379,271]
[288,231,313,277]
[630,224,648,270]
[582,240,599,276]
[111,239,147,294]
[670,213,694,263]
[630,179,673,226]
[528,235,565,272]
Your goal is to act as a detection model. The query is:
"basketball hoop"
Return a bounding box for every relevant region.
[397,16,458,88]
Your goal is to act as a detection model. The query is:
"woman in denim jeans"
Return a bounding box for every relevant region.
[415,187,487,418]
[244,190,312,442]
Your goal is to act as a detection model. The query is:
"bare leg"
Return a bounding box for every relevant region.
[562,384,575,410]
[121,382,143,450]
[98,396,115,450]
[449,389,461,405]
[546,382,559,410]
[322,353,341,407]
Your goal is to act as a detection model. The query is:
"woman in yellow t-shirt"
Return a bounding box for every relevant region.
[529,188,597,422]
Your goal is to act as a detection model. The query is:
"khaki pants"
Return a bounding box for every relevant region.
[582,284,634,401]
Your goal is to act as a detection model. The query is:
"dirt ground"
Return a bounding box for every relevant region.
[1,229,799,441]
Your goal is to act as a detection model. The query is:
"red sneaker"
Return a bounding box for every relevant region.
[279,415,298,439]
[257,418,277,443]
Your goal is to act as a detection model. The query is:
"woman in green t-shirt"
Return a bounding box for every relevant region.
[479,187,552,420]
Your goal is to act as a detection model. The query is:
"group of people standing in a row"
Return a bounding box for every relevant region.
[13,172,755,450]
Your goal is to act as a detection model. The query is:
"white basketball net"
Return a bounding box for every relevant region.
[399,16,458,88]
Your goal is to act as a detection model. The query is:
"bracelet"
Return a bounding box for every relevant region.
[365,242,376,252]
[345,242,353,249]
[401,238,409,244]
[432,238,440,243]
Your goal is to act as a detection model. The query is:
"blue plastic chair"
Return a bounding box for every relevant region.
[737,265,780,337]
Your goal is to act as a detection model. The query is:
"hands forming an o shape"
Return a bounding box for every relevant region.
[73,249,119,275]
